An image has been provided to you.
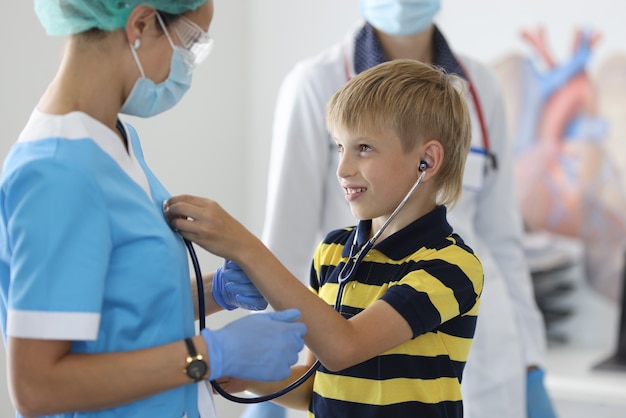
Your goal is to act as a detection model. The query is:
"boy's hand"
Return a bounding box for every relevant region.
[163,195,257,261]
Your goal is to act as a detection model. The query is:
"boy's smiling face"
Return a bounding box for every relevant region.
[334,126,423,229]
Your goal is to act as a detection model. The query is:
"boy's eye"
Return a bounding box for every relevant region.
[336,144,344,153]
[360,144,372,152]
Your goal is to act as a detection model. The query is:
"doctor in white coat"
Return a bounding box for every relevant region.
[244,1,557,417]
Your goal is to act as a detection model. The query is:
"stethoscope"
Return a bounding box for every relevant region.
[455,60,498,173]
[185,236,319,403]
[192,50,496,405]
[185,161,429,403]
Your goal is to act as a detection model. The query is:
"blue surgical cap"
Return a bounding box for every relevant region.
[34,0,208,36]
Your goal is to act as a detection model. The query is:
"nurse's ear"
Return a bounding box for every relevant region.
[125,5,158,47]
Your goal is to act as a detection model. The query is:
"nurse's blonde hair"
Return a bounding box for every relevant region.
[326,59,471,207]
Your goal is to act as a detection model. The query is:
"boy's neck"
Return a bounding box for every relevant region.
[370,201,438,243]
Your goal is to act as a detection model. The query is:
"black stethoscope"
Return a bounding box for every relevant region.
[184,238,318,403]
[186,162,428,403]
[185,239,318,403]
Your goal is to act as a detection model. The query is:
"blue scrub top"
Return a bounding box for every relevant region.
[0,110,199,417]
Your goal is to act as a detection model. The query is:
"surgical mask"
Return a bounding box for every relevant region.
[121,12,212,118]
[120,47,192,118]
[360,0,441,37]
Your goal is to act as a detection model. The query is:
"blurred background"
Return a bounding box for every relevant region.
[2,1,626,417]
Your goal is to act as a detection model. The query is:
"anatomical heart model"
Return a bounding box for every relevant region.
[492,26,626,303]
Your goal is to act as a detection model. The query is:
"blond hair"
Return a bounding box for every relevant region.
[326,59,471,207]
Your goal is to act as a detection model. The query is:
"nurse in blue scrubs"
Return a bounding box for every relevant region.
[0,1,305,417]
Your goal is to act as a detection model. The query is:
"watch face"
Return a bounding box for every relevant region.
[187,359,208,381]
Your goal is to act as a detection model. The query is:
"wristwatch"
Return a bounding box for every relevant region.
[184,337,208,382]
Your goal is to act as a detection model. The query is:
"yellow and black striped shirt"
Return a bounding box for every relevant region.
[309,206,483,418]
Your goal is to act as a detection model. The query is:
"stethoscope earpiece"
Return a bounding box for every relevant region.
[418,161,428,172]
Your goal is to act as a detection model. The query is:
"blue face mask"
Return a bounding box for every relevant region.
[360,0,441,37]
[120,47,192,118]
[120,14,195,118]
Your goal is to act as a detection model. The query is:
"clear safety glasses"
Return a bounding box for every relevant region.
[157,12,214,70]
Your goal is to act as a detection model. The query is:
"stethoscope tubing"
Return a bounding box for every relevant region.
[185,238,206,331]
[185,237,316,403]
[185,163,427,403]
[211,361,320,403]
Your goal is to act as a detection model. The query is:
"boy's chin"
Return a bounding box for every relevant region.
[349,208,368,221]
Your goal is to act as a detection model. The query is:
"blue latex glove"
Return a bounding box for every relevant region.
[240,402,287,418]
[201,309,306,381]
[212,260,268,311]
[527,368,558,418]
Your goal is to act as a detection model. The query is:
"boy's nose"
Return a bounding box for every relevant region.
[336,154,356,179]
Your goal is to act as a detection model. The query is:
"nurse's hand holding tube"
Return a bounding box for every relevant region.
[202,309,306,382]
[213,260,268,311]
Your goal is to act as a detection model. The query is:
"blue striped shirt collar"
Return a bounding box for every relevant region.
[343,206,453,260]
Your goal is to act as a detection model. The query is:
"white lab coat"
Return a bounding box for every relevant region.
[262,23,547,418]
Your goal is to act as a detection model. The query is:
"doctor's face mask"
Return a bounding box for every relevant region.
[360,0,441,37]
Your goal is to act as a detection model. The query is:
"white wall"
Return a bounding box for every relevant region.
[1,0,625,417]
[438,0,626,67]
[0,5,62,416]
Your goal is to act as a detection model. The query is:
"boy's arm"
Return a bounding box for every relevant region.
[164,195,414,371]
[236,244,415,371]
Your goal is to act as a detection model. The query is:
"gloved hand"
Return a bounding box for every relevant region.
[212,260,268,311]
[527,368,558,418]
[240,402,287,418]
[201,309,306,382]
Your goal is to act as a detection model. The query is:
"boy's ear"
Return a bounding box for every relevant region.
[419,140,443,179]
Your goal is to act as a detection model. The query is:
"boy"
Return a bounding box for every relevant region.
[165,59,484,418]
